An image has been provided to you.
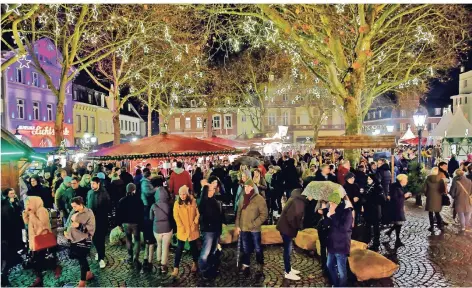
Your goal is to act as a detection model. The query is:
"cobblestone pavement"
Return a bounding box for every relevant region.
[7,198,472,287]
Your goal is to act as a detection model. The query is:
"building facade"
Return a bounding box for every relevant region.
[73,84,146,145]
[1,38,74,147]
[451,69,472,124]
[362,96,443,137]
[162,108,238,138]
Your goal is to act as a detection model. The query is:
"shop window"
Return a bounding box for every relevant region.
[17,99,25,119]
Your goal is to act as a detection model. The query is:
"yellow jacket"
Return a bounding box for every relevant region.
[173,196,200,241]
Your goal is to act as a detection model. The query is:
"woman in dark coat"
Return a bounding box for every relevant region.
[385,174,412,248]
[363,174,385,251]
[424,167,446,232]
[376,159,392,198]
[343,173,362,225]
[28,175,54,209]
[192,167,204,198]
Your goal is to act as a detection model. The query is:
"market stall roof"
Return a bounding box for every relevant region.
[1,127,47,161]
[203,136,250,149]
[400,137,429,146]
[314,135,396,149]
[87,133,237,160]
[430,107,454,137]
[399,127,416,142]
[442,106,472,138]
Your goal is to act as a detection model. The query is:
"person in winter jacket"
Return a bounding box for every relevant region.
[140,171,158,272]
[172,185,200,279]
[65,197,95,287]
[277,189,309,281]
[337,160,351,186]
[253,169,267,199]
[324,194,353,287]
[314,164,331,182]
[28,175,54,209]
[270,166,284,216]
[116,183,144,268]
[70,177,89,206]
[198,176,225,280]
[23,196,61,287]
[235,179,268,276]
[169,161,193,196]
[86,177,111,269]
[363,174,385,251]
[344,172,362,226]
[192,167,204,198]
[424,167,446,232]
[55,176,73,225]
[110,173,126,210]
[448,155,460,178]
[234,169,259,213]
[376,159,392,197]
[282,158,301,199]
[120,167,134,188]
[449,169,472,233]
[150,178,173,274]
[354,165,368,190]
[384,175,412,248]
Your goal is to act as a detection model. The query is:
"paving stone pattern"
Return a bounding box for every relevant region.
[8,199,472,287]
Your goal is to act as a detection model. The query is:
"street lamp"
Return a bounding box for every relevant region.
[14,128,22,140]
[413,106,428,164]
[131,136,138,142]
[90,135,97,144]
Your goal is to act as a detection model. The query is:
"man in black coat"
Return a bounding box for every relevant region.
[120,167,134,187]
[448,155,460,177]
[314,164,331,182]
[276,189,308,281]
[282,158,301,199]
[376,159,392,197]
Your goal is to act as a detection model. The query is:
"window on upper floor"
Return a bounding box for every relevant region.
[212,115,221,129]
[16,68,23,83]
[90,117,95,133]
[372,111,376,119]
[76,115,81,132]
[268,113,276,126]
[197,117,203,129]
[17,99,24,119]
[241,115,246,122]
[282,94,288,102]
[175,118,181,130]
[282,111,289,125]
[190,100,197,108]
[120,120,123,128]
[225,115,232,129]
[33,102,40,120]
[378,110,382,118]
[185,117,191,129]
[431,123,437,131]
[464,79,468,88]
[435,108,441,116]
[32,72,39,87]
[400,110,406,117]
[88,93,92,104]
[47,104,53,121]
[73,90,78,100]
[466,97,468,104]
[84,116,89,132]
[125,120,128,131]
[367,113,371,120]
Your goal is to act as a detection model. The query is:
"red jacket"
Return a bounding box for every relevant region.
[337,165,349,186]
[169,168,193,195]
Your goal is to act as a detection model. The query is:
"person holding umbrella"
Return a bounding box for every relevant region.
[235,179,268,276]
[276,188,308,281]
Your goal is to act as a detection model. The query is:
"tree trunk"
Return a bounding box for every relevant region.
[159,111,169,133]
[148,108,152,137]
[312,124,321,146]
[112,111,120,145]
[54,85,66,145]
[343,99,363,165]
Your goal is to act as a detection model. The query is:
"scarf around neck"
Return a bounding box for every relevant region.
[242,190,255,210]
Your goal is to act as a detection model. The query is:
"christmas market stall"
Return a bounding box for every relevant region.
[436,106,472,161]
[1,127,47,194]
[87,133,238,174]
[203,135,250,150]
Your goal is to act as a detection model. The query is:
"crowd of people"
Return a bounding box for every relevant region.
[2,150,472,287]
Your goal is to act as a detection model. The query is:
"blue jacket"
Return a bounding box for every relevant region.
[324,201,353,255]
[140,177,156,206]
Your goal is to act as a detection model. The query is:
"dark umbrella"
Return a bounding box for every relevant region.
[246,150,262,157]
[234,156,260,167]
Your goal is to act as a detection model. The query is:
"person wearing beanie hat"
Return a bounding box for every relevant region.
[116,181,144,268]
[55,176,74,226]
[235,174,268,276]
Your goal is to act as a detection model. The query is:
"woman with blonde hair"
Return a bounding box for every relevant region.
[424,166,446,233]
[450,169,472,233]
[172,185,200,278]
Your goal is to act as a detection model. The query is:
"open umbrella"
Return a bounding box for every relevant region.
[246,150,262,157]
[233,155,260,167]
[302,181,346,201]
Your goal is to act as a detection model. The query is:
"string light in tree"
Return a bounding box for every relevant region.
[143,45,150,54]
[242,17,257,34]
[175,53,182,62]
[91,4,99,20]
[415,26,434,44]
[164,26,172,42]
[264,21,279,43]
[134,73,140,80]
[5,4,22,15]
[11,33,25,45]
[48,4,59,9]
[66,11,75,24]
[17,54,31,68]
[38,13,48,25]
[334,4,345,14]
